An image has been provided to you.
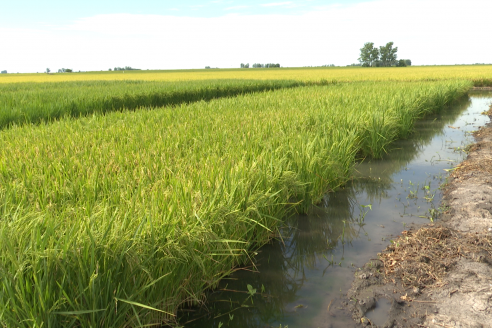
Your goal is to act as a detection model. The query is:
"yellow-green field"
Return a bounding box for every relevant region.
[0,79,315,130]
[1,65,492,84]
[0,66,488,327]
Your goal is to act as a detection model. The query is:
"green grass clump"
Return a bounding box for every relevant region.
[0,80,471,327]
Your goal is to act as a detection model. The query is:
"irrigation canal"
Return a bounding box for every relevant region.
[179,92,492,328]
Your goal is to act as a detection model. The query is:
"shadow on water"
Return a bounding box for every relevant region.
[179,94,492,328]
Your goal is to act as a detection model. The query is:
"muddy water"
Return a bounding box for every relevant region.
[180,93,492,328]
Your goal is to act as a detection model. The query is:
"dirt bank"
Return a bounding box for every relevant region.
[346,105,492,327]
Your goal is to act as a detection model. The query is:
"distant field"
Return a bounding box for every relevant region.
[1,65,492,84]
[2,65,492,131]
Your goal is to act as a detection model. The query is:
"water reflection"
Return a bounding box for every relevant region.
[180,95,492,328]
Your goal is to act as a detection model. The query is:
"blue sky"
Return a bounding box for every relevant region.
[1,0,491,72]
[2,0,363,27]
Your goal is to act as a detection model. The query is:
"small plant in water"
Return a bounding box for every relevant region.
[407,189,418,199]
[341,220,346,245]
[428,208,438,222]
[246,284,256,304]
[323,254,335,266]
[357,204,372,226]
[424,191,435,202]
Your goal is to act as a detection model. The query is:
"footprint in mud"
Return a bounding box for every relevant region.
[364,298,392,326]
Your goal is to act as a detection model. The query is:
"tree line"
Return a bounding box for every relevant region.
[240,63,280,68]
[45,68,74,73]
[358,42,411,67]
[110,66,140,71]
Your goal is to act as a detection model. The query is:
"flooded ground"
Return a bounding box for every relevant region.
[179,93,492,328]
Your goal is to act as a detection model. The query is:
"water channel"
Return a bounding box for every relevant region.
[180,92,492,328]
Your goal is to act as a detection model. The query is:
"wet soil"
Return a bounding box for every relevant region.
[347,105,492,327]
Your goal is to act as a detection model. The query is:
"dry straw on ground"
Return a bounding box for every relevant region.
[379,225,492,288]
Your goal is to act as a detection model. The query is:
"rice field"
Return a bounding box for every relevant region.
[0,79,320,130]
[1,65,492,85]
[0,74,474,327]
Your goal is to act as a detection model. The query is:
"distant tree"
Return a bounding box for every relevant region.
[65,68,72,73]
[46,68,50,73]
[379,42,398,67]
[205,66,211,69]
[404,59,412,66]
[109,68,112,71]
[358,42,379,67]
[240,63,245,68]
[397,59,407,67]
[247,63,280,68]
[113,66,139,71]
[1,70,6,74]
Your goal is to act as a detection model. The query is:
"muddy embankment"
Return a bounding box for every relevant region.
[346,103,492,327]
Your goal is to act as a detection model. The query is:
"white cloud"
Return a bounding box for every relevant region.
[224,5,249,10]
[188,4,207,9]
[1,0,492,73]
[261,2,294,7]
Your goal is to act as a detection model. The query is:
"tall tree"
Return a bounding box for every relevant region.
[358,42,379,67]
[397,59,407,67]
[379,42,398,67]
